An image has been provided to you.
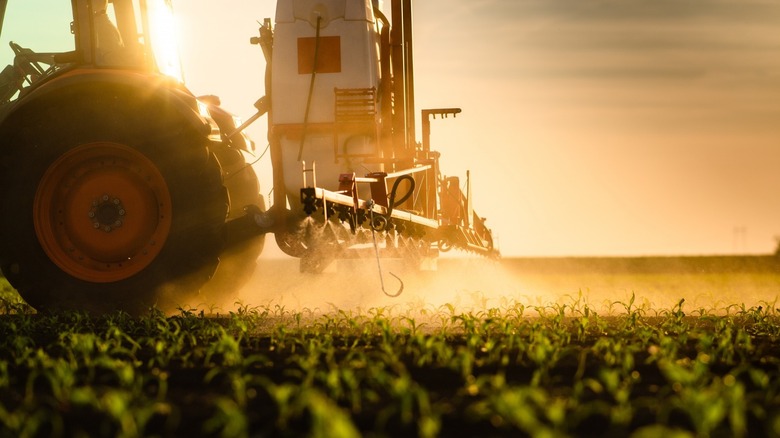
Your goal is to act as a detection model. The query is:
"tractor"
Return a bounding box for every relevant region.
[0,0,497,314]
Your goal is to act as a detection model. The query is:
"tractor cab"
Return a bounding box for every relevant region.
[0,0,182,105]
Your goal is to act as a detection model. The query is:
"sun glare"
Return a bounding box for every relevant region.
[147,0,183,82]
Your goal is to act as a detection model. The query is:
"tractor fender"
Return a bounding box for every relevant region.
[0,68,218,140]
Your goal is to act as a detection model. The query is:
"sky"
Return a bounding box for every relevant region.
[5,0,777,257]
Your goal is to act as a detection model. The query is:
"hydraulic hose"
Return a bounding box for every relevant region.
[297,15,322,161]
[386,174,415,217]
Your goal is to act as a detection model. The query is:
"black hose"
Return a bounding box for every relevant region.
[373,7,390,28]
[297,15,322,161]
[386,174,415,217]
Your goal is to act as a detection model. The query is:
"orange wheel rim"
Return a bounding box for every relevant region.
[34,142,172,283]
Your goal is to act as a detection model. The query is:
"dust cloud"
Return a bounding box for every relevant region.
[232,256,534,316]
[216,252,780,318]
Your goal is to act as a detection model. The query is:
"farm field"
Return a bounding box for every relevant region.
[1,255,780,437]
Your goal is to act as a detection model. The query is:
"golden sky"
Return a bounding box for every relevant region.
[176,0,780,256]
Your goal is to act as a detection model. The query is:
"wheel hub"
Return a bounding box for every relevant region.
[89,195,126,232]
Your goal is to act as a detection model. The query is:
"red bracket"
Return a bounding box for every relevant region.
[338,173,359,213]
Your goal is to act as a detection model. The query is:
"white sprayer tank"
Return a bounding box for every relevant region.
[272,0,384,205]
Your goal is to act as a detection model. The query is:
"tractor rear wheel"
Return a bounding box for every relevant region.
[0,84,227,314]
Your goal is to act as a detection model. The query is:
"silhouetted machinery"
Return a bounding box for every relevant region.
[0,0,497,313]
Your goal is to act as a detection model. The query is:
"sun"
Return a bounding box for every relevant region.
[147,0,183,81]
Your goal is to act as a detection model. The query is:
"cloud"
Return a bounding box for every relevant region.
[501,0,780,23]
